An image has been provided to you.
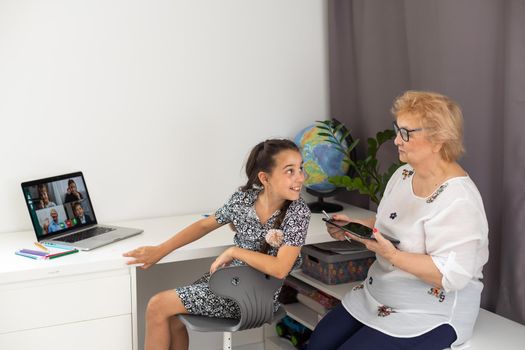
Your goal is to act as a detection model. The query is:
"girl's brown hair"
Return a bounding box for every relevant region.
[242,139,301,231]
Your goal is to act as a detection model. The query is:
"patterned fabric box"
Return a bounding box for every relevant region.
[301,243,375,285]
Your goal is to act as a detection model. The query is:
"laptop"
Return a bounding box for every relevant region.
[21,171,143,251]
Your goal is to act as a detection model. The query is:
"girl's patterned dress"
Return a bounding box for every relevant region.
[175,189,311,319]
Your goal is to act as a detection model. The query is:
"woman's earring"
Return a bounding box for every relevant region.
[252,183,263,190]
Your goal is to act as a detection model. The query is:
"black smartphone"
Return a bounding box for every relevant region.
[322,218,400,245]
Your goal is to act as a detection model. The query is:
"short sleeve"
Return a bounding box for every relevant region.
[424,198,489,292]
[280,199,311,247]
[214,190,245,224]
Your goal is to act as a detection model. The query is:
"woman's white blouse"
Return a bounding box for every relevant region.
[342,164,489,349]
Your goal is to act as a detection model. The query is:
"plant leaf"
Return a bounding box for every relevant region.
[367,138,378,158]
[316,125,331,132]
[347,138,359,153]
[339,130,352,144]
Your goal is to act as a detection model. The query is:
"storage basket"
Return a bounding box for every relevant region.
[301,243,375,285]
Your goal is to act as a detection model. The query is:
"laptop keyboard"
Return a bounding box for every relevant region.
[59,226,116,243]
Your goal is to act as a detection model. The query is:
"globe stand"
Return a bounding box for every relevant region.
[305,188,343,213]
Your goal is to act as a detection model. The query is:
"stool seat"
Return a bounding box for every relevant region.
[178,314,239,332]
[179,307,286,333]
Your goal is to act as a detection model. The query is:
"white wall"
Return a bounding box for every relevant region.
[0,0,328,234]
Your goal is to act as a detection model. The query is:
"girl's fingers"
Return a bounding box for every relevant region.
[123,247,142,257]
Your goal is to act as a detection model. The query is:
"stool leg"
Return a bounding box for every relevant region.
[223,331,232,350]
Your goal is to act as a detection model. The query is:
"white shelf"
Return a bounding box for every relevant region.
[283,302,319,330]
[262,203,375,348]
[264,336,296,350]
[290,270,360,300]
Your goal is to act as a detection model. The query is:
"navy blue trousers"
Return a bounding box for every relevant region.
[307,304,457,350]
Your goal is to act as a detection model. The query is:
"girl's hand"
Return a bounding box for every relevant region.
[351,228,398,263]
[210,247,236,274]
[123,246,164,269]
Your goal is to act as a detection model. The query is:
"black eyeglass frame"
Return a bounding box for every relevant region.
[393,120,424,142]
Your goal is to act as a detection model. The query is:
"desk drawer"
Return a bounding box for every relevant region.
[0,269,131,334]
[0,314,132,350]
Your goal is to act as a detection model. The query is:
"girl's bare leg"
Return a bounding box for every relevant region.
[145,290,189,350]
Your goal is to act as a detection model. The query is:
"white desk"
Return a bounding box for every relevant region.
[0,205,374,350]
[4,205,525,350]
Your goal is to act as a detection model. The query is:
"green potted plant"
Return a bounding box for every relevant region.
[316,119,402,206]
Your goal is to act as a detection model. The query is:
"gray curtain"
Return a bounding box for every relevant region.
[328,0,525,324]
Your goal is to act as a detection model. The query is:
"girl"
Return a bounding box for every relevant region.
[124,139,311,350]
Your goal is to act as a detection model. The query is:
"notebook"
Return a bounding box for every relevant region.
[21,171,143,251]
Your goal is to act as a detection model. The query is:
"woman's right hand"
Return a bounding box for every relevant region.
[326,214,371,241]
[123,246,165,269]
[326,214,352,241]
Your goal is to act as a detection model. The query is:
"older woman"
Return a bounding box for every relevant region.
[308,91,489,350]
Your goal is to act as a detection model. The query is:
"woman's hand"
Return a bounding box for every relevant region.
[210,247,236,274]
[325,214,350,240]
[123,246,165,269]
[325,214,370,241]
[351,228,398,263]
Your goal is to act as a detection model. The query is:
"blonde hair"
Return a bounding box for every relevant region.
[391,91,465,162]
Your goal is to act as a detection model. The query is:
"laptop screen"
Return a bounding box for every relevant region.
[21,172,98,240]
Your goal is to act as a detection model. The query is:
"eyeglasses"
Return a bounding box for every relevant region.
[393,121,423,142]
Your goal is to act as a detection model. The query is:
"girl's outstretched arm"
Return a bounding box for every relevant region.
[210,245,301,279]
[124,216,224,269]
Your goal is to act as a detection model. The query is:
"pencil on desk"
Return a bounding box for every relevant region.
[34,242,49,252]
[15,251,42,260]
[43,241,75,250]
[46,249,79,259]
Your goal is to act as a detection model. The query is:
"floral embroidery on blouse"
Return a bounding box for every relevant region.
[428,287,446,302]
[377,305,396,317]
[353,283,364,291]
[402,169,414,179]
[426,183,449,203]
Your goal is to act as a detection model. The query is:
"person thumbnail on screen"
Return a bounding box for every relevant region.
[37,184,57,209]
[64,179,84,203]
[73,201,92,225]
[36,206,68,235]
[47,208,62,233]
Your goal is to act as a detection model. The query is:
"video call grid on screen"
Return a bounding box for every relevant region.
[22,172,97,238]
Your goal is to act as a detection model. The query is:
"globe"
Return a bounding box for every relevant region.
[295,123,350,212]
